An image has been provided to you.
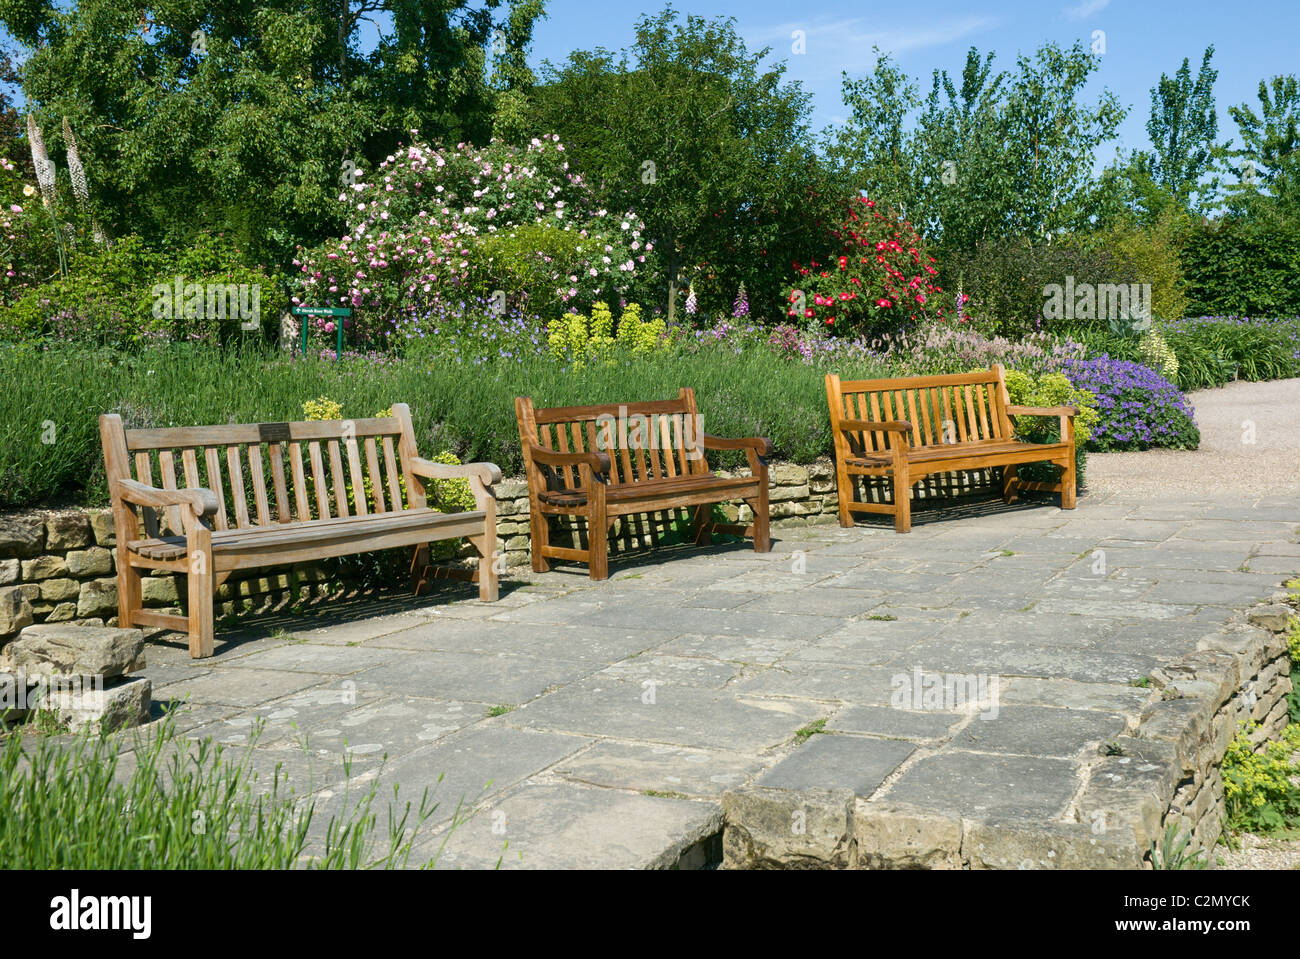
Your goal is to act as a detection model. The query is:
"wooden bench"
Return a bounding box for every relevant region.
[515,388,773,579]
[826,364,1076,532]
[99,404,500,658]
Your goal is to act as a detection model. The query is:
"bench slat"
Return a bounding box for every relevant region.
[287,442,310,522]
[157,449,184,535]
[531,397,689,424]
[345,437,367,516]
[268,442,291,523]
[328,439,349,519]
[247,444,271,526]
[124,417,402,450]
[227,445,250,528]
[133,451,160,538]
[382,437,403,511]
[308,441,331,520]
[365,437,386,513]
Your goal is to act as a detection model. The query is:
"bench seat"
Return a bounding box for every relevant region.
[536,474,760,509]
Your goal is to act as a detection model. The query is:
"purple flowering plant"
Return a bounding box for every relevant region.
[1055,354,1200,451]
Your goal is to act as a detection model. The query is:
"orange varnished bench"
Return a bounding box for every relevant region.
[826,364,1076,532]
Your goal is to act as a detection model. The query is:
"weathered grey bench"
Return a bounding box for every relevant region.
[100,405,499,657]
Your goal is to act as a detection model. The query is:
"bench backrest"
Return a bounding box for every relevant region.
[100,404,429,538]
[515,388,710,495]
[827,365,1014,457]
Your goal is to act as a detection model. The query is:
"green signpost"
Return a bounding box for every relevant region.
[292,306,352,361]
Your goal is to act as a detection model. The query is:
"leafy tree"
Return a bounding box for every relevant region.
[519,7,843,322]
[0,0,543,263]
[834,43,1124,253]
[828,49,920,215]
[1227,74,1300,216]
[1141,46,1223,211]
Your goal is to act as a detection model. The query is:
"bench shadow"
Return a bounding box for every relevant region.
[847,488,1088,530]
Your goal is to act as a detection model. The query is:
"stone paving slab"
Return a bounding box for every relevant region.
[424,783,722,870]
[113,478,1299,869]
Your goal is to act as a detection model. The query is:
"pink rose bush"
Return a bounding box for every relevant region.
[292,134,655,345]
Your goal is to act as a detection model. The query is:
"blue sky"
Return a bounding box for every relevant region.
[527,0,1300,157]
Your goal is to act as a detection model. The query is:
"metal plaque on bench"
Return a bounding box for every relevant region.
[258,422,292,443]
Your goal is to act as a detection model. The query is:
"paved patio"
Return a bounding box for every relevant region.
[124,483,1298,868]
[108,378,1300,868]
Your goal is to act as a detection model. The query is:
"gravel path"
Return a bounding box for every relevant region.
[1094,377,1300,869]
[1085,377,1300,498]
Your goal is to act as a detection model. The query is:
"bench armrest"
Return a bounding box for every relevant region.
[409,457,503,488]
[1005,405,1076,418]
[838,418,913,434]
[700,434,773,456]
[116,478,219,519]
[525,444,612,475]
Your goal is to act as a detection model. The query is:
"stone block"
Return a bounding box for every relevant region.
[0,514,45,558]
[3,623,144,678]
[721,786,856,869]
[46,675,151,733]
[66,547,114,577]
[854,800,963,869]
[141,575,179,605]
[76,579,119,619]
[45,513,93,550]
[1247,604,1293,633]
[0,586,33,636]
[87,509,116,547]
[38,578,80,603]
[21,555,68,581]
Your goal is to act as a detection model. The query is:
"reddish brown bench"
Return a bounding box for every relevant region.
[514,388,772,578]
[826,364,1076,532]
[100,405,500,658]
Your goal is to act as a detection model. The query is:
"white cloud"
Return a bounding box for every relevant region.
[1064,0,1111,20]
[759,15,999,59]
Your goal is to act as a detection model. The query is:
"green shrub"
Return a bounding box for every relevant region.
[1087,208,1189,322]
[0,233,285,347]
[1180,215,1300,317]
[938,236,1129,338]
[546,302,671,366]
[1221,721,1300,835]
[1002,368,1098,485]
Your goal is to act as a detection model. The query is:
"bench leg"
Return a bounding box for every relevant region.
[472,536,499,602]
[529,507,551,573]
[691,504,713,546]
[893,466,912,533]
[1001,465,1020,504]
[186,529,214,659]
[1060,456,1077,509]
[835,467,854,527]
[748,494,771,553]
[116,555,143,629]
[587,487,609,580]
